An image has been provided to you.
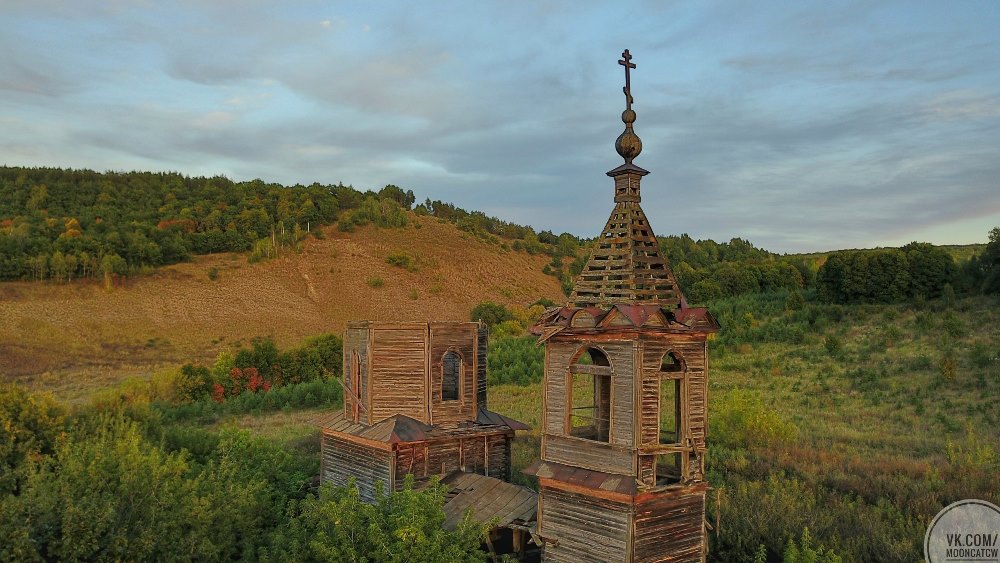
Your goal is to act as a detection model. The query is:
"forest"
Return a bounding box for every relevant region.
[2,165,1000,561]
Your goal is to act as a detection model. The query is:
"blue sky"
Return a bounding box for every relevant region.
[2,1,998,253]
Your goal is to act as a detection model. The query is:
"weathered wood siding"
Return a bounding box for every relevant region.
[639,336,707,447]
[602,340,635,446]
[477,325,488,410]
[544,434,635,475]
[343,325,370,424]
[321,432,392,503]
[391,433,511,487]
[633,486,707,562]
[540,486,632,563]
[544,341,575,436]
[429,323,477,426]
[370,326,427,423]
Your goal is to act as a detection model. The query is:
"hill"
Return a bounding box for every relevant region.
[0,215,564,401]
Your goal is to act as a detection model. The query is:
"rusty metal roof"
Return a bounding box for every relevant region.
[532,304,718,334]
[439,471,537,531]
[477,408,530,431]
[323,409,528,444]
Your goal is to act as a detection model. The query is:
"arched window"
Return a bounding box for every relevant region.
[657,350,685,485]
[568,347,612,442]
[660,351,683,372]
[442,351,461,401]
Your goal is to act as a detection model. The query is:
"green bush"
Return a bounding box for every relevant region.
[487,335,544,386]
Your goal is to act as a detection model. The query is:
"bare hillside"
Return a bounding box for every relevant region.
[0,215,564,399]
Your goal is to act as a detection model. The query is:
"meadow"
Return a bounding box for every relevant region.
[491,290,1000,561]
[18,289,988,561]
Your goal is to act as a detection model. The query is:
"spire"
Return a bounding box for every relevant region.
[614,49,642,165]
[570,49,683,309]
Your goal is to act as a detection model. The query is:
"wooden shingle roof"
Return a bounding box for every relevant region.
[438,471,537,531]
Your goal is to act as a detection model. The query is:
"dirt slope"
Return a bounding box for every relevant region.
[0,215,564,399]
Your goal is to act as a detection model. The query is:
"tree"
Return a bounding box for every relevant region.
[902,241,956,299]
[470,301,513,327]
[271,478,488,562]
[981,227,1000,294]
[0,384,64,495]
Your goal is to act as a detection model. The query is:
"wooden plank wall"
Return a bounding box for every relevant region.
[370,326,427,423]
[392,433,512,486]
[539,486,631,563]
[603,341,635,447]
[321,432,392,503]
[544,434,634,475]
[639,336,707,446]
[632,487,707,562]
[429,323,477,426]
[543,341,576,436]
[477,325,488,410]
[343,326,370,424]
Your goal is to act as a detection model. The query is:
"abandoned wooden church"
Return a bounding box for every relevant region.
[321,49,719,562]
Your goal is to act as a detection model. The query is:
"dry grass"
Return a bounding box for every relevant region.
[0,215,564,400]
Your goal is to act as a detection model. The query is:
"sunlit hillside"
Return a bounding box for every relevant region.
[0,214,563,401]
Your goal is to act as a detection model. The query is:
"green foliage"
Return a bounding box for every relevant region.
[470,301,513,327]
[817,243,962,304]
[785,290,805,311]
[271,478,487,562]
[339,196,409,231]
[0,167,345,280]
[487,336,544,385]
[0,384,65,495]
[783,528,842,563]
[711,390,798,449]
[366,276,384,288]
[978,226,1000,294]
[386,251,417,271]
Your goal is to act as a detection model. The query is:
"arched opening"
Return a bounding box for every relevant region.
[657,350,685,485]
[442,350,461,401]
[568,347,612,442]
[660,351,683,372]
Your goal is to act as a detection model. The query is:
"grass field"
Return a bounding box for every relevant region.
[485,292,1000,561]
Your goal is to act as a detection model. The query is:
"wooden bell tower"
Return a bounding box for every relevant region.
[526,50,719,562]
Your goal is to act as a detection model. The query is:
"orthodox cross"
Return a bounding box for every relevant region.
[619,49,636,110]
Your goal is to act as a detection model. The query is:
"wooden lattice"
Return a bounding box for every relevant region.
[571,168,683,308]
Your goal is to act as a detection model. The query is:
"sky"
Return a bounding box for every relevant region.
[2,1,999,253]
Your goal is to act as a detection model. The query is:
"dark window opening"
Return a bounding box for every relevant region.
[660,351,683,372]
[656,453,682,486]
[442,351,461,401]
[569,348,611,442]
[659,377,680,444]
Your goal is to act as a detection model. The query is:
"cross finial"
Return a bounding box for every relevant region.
[619,49,636,110]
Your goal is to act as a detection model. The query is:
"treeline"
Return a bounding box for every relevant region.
[817,232,1000,304]
[0,166,591,283]
[659,234,809,303]
[0,384,487,562]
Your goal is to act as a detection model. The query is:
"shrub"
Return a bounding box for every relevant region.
[470,301,512,327]
[824,334,842,357]
[366,276,384,288]
[710,390,798,449]
[785,290,805,311]
[487,335,544,385]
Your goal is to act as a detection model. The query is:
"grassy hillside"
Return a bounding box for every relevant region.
[487,291,1000,561]
[0,214,564,401]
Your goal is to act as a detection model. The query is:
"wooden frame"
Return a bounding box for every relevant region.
[565,345,614,443]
